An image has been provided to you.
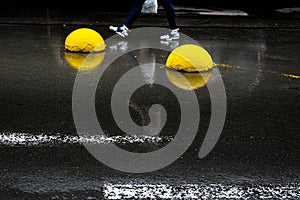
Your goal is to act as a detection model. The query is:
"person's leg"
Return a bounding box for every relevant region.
[109,0,145,37]
[124,0,146,29]
[158,0,177,30]
[159,0,179,40]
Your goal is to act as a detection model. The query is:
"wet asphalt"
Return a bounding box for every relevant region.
[0,10,300,199]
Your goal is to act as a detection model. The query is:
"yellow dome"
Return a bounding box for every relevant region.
[65,28,106,53]
[64,51,105,70]
[165,67,212,90]
[166,44,213,72]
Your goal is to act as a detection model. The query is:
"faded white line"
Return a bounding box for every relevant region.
[0,132,173,146]
[103,183,300,199]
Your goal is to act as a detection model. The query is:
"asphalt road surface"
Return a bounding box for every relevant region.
[0,12,299,199]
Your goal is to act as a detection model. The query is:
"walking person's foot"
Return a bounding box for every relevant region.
[160,28,180,41]
[109,24,130,37]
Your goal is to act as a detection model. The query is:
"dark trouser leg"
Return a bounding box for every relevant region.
[124,0,146,29]
[158,0,177,29]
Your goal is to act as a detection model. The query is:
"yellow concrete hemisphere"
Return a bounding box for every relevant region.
[65,28,106,53]
[166,44,213,72]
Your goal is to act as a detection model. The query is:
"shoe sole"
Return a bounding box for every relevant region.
[116,32,127,37]
[160,37,180,41]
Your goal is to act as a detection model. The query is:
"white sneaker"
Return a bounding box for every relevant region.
[109,24,130,37]
[160,29,180,41]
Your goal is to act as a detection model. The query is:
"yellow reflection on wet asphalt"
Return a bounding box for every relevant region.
[64,51,105,71]
[165,67,212,90]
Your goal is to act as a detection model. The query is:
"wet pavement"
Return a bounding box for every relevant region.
[0,11,300,199]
